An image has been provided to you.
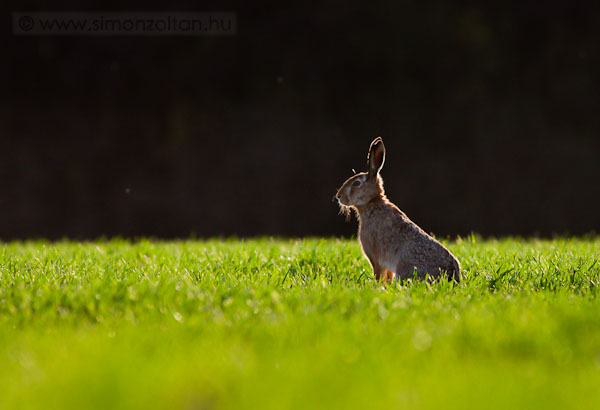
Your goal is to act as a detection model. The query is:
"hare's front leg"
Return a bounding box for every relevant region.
[371,262,385,282]
[382,270,395,283]
[372,263,394,283]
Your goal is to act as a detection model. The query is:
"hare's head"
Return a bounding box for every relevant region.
[335,137,386,215]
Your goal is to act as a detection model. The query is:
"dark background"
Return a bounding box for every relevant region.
[3,1,600,240]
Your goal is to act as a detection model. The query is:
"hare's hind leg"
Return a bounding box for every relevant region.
[395,262,418,281]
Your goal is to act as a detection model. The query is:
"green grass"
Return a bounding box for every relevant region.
[1,237,600,409]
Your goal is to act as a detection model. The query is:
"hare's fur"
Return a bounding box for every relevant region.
[335,137,460,282]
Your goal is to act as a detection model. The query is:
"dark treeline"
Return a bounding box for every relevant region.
[3,1,600,239]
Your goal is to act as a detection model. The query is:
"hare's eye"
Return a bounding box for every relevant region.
[352,180,361,188]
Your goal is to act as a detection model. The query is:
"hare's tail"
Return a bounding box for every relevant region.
[449,259,461,283]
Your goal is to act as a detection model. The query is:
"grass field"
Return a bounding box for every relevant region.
[1,237,600,409]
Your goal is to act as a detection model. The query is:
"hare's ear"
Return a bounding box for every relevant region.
[367,137,385,180]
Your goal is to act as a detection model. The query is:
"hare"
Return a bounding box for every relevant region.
[335,137,460,282]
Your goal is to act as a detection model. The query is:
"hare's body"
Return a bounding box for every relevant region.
[357,197,460,281]
[336,137,460,282]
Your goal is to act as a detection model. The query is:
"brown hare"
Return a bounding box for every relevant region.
[335,137,460,283]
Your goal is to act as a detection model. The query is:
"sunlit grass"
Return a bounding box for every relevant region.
[1,237,600,409]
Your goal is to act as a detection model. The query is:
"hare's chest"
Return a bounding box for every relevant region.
[358,225,397,271]
[358,231,377,262]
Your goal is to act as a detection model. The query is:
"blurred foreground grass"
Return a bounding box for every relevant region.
[1,237,600,409]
